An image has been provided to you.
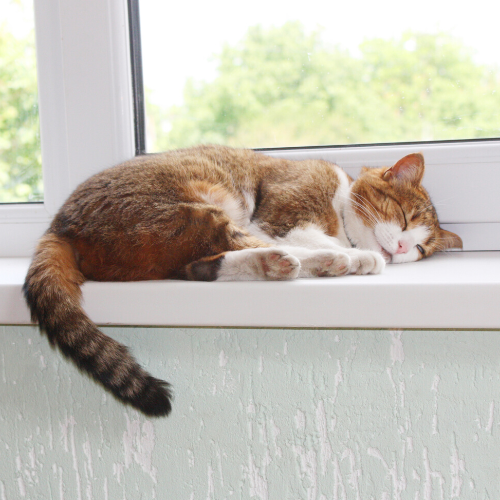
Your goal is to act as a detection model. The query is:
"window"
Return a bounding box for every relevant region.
[0,0,135,256]
[0,0,498,258]
[140,0,500,151]
[0,0,42,202]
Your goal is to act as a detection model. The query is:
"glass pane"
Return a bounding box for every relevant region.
[140,0,500,151]
[0,0,42,202]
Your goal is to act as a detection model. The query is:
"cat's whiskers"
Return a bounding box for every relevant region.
[412,195,456,219]
[338,191,373,218]
[340,200,378,229]
[341,192,382,228]
[350,192,384,226]
[431,237,455,252]
[351,191,380,215]
[343,204,379,230]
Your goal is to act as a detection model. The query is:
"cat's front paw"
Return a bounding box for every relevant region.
[216,247,300,281]
[299,250,351,277]
[260,248,301,280]
[346,249,385,275]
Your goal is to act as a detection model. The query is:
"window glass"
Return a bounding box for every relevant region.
[0,0,42,202]
[141,1,500,152]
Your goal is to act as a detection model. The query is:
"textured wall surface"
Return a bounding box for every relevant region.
[1,325,500,499]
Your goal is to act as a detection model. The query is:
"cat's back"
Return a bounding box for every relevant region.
[62,144,338,201]
[50,145,343,236]
[69,145,263,198]
[48,146,263,234]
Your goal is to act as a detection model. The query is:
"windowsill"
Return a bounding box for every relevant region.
[2,252,499,329]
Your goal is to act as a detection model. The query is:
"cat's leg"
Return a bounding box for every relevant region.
[343,247,385,275]
[251,224,385,276]
[283,245,384,276]
[171,203,300,281]
[276,246,351,278]
[185,248,300,281]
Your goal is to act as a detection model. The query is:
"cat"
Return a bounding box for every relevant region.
[23,145,462,417]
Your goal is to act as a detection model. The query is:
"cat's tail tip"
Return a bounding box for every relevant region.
[131,377,174,417]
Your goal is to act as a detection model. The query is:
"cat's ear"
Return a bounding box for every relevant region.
[383,153,425,186]
[438,228,463,250]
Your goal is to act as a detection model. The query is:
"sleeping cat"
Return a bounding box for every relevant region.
[23,145,462,416]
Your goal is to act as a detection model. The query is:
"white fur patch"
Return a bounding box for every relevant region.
[197,190,248,227]
[242,190,255,216]
[217,248,300,281]
[331,166,352,248]
[342,189,381,252]
[250,224,349,250]
[277,225,342,249]
[232,223,386,277]
[282,247,351,278]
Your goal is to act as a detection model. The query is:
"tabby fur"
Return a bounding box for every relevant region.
[23,145,462,416]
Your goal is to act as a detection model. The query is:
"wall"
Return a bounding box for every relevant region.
[1,325,499,499]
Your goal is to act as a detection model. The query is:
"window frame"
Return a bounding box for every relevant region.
[0,0,498,258]
[0,0,135,257]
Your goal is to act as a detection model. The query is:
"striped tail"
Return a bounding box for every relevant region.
[23,233,172,417]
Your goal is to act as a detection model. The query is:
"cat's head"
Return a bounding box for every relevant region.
[344,153,462,263]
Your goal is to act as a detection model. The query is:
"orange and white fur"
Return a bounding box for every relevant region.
[23,145,462,416]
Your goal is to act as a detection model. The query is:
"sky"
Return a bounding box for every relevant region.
[6,0,498,110]
[3,0,33,37]
[140,0,500,108]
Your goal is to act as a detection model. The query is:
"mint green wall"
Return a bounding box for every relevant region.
[1,326,499,498]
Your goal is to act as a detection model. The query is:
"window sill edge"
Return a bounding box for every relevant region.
[2,252,499,330]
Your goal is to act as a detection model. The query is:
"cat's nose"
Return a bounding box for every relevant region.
[396,241,409,254]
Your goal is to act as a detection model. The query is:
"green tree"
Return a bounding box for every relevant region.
[147,22,500,151]
[359,32,500,142]
[0,16,42,202]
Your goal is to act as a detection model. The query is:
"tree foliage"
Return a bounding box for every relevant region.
[2,21,500,202]
[0,21,42,202]
[148,22,500,151]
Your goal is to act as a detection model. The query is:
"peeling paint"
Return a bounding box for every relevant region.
[2,326,500,498]
[450,440,465,498]
[342,448,361,500]
[295,409,306,432]
[315,400,332,475]
[123,414,157,484]
[485,401,495,434]
[292,444,318,500]
[247,452,268,500]
[206,463,215,499]
[423,447,445,500]
[431,375,441,436]
[390,330,405,364]
[368,447,406,500]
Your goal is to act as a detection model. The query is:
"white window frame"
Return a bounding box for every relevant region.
[1,0,499,258]
[0,0,135,257]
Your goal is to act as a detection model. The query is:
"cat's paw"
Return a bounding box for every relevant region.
[346,249,385,275]
[300,250,351,277]
[259,248,301,280]
[217,248,300,281]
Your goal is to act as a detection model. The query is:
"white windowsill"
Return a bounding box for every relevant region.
[2,252,499,330]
